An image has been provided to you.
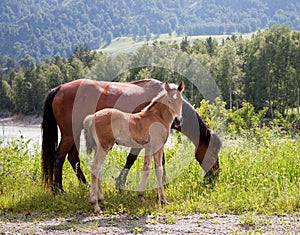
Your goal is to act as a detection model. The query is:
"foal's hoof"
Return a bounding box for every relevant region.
[100,200,108,205]
[91,204,103,214]
[94,208,103,214]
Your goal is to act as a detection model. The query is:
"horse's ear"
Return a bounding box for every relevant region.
[164,82,171,92]
[177,80,185,92]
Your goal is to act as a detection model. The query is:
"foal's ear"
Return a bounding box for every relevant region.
[177,80,185,92]
[164,82,171,92]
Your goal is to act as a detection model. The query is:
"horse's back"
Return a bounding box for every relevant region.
[51,78,164,139]
[52,79,103,135]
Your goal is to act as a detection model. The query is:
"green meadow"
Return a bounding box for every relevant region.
[0,113,299,217]
[99,33,253,55]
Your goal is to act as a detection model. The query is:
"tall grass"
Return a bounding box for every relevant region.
[0,128,299,216]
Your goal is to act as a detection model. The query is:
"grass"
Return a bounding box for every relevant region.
[0,130,299,217]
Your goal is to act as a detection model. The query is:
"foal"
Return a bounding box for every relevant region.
[83,81,184,213]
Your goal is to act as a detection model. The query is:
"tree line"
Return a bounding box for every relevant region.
[1,0,300,62]
[0,26,299,122]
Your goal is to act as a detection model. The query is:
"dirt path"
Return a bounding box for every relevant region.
[1,213,299,234]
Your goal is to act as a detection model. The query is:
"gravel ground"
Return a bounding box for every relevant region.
[0,213,299,234]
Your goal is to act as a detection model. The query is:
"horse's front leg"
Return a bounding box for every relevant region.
[138,155,152,204]
[154,148,168,205]
[90,148,107,213]
[116,148,142,190]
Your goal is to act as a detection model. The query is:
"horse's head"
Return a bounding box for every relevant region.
[164,81,185,126]
[195,128,222,179]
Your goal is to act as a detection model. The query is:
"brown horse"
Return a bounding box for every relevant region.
[84,81,184,213]
[42,78,221,192]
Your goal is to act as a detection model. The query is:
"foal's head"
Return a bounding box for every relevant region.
[164,81,185,125]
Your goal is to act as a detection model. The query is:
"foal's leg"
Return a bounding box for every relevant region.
[116,148,142,190]
[138,154,152,204]
[162,152,168,186]
[90,148,107,213]
[154,148,168,205]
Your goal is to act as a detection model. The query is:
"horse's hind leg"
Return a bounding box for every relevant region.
[67,142,87,184]
[116,148,142,190]
[154,148,168,205]
[53,137,74,193]
[138,155,152,204]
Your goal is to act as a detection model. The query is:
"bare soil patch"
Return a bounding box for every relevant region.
[0,213,299,234]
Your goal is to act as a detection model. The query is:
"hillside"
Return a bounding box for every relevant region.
[1,0,300,62]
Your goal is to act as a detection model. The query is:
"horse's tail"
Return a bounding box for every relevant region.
[41,86,61,188]
[83,114,96,155]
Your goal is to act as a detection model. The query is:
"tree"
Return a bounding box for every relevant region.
[205,36,218,56]
[290,31,300,115]
[70,44,97,68]
[216,39,245,109]
[0,76,13,110]
[244,26,295,116]
[180,36,190,53]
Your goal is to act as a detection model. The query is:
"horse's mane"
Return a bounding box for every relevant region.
[181,99,211,147]
[196,110,211,146]
[181,99,222,154]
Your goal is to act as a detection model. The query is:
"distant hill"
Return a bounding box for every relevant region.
[1,0,300,62]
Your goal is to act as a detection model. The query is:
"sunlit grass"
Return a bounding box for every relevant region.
[0,131,299,217]
[99,33,254,55]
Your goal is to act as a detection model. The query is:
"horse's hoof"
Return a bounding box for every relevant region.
[161,199,168,205]
[116,169,129,190]
[138,196,145,204]
[115,178,125,191]
[52,186,65,196]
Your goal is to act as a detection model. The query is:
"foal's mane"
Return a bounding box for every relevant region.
[142,89,167,112]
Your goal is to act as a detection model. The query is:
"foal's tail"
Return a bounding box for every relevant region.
[41,86,61,188]
[83,114,96,155]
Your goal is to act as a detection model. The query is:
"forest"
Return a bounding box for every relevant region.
[1,0,300,62]
[0,25,300,131]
